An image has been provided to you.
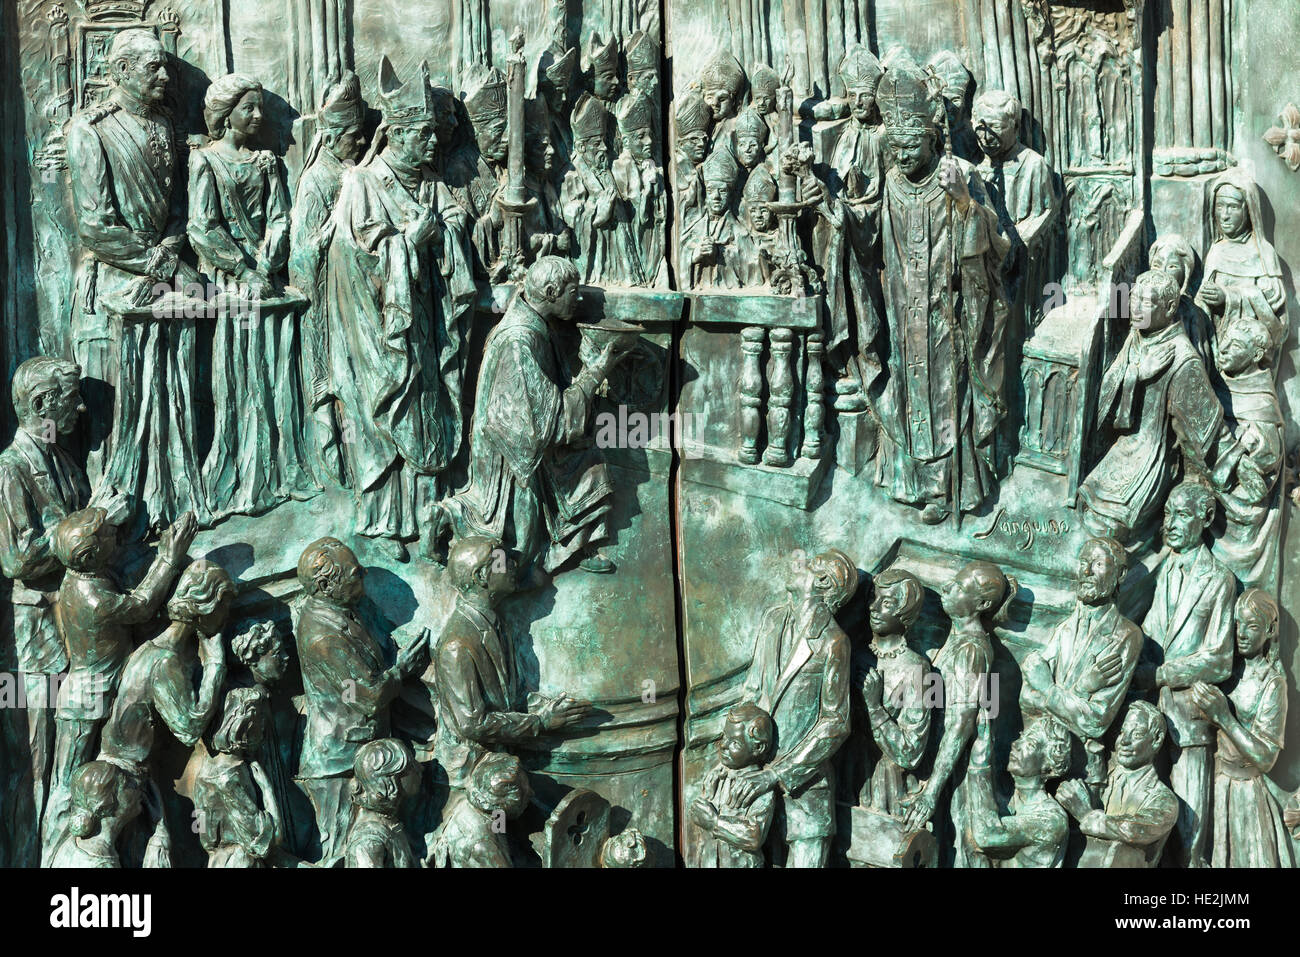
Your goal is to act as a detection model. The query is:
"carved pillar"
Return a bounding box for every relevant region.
[498,28,528,281]
[763,327,794,467]
[801,332,824,459]
[49,4,71,122]
[738,326,765,465]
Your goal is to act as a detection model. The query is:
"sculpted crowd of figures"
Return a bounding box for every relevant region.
[0,7,1296,867]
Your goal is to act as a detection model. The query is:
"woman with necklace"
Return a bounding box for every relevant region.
[189,73,309,521]
[858,568,932,813]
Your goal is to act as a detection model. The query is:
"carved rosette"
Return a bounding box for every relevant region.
[1264,104,1300,172]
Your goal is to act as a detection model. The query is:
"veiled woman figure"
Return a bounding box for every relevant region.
[1193,172,1289,589]
[1191,589,1291,868]
[903,560,1016,867]
[189,73,310,521]
[1197,170,1288,374]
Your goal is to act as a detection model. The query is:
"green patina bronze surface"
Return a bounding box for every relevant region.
[0,0,1296,868]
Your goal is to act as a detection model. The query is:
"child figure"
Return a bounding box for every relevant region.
[1211,314,1286,587]
[689,702,777,867]
[341,738,419,868]
[192,685,283,868]
[1214,315,1284,500]
[429,752,532,868]
[42,506,195,863]
[48,760,145,868]
[858,569,932,814]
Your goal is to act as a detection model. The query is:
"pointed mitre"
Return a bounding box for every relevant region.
[625,31,658,74]
[320,70,364,129]
[570,92,609,142]
[674,90,711,136]
[749,63,780,98]
[701,144,739,186]
[587,32,619,73]
[877,48,941,135]
[925,49,974,102]
[463,62,507,124]
[525,96,549,130]
[377,56,434,124]
[839,44,882,93]
[733,107,769,142]
[742,163,778,202]
[616,90,655,134]
[699,49,746,99]
[541,46,578,89]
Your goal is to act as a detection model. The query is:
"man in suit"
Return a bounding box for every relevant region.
[431,536,590,795]
[1134,481,1235,867]
[1020,536,1143,796]
[732,548,858,867]
[293,537,427,864]
[1057,701,1179,867]
[0,358,105,864]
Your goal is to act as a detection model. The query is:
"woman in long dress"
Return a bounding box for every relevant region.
[189,73,309,520]
[1191,589,1291,867]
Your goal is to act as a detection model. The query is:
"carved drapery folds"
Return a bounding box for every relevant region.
[287,0,352,114]
[0,0,1297,872]
[1152,0,1235,173]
